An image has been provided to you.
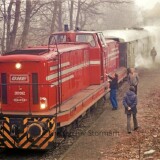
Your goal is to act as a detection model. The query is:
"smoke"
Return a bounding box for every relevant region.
[135,54,152,68]
[145,26,160,63]
[135,26,160,68]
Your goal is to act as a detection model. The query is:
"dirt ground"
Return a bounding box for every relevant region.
[102,65,160,160]
[59,63,160,160]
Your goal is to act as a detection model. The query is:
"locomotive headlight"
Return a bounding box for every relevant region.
[15,63,22,70]
[40,97,48,110]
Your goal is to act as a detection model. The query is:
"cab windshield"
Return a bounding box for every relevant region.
[76,34,96,47]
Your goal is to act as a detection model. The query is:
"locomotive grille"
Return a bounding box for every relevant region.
[32,73,38,104]
[1,73,7,104]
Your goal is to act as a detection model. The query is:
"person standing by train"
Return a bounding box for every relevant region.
[127,68,139,95]
[150,47,157,63]
[107,73,118,110]
[123,86,138,134]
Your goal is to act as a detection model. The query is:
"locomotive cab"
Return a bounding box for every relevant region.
[50,30,123,83]
[50,31,109,84]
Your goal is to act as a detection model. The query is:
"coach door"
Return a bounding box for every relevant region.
[119,43,127,67]
[127,42,136,68]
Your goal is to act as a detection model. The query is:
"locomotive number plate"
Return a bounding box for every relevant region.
[10,74,29,83]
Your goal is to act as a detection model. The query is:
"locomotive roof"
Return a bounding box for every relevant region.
[51,30,100,35]
[105,39,117,43]
[4,49,49,55]
[102,29,150,42]
[0,43,88,62]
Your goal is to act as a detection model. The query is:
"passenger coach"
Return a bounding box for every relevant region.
[103,28,152,68]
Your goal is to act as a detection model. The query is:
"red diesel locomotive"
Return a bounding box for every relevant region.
[0,30,127,149]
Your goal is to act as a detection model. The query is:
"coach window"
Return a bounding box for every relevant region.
[76,34,96,47]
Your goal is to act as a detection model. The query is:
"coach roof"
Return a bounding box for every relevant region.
[102,29,150,42]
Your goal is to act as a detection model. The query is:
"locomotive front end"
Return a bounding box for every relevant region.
[0,49,57,149]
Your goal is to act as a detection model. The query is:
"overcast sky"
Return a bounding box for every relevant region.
[135,0,160,9]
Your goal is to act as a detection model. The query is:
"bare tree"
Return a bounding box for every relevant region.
[69,0,74,30]
[21,0,32,48]
[0,0,137,53]
[1,0,7,53]
[1,0,21,52]
[20,0,55,47]
[58,0,63,31]
[50,1,58,34]
[6,0,14,52]
[75,0,81,29]
[8,0,21,51]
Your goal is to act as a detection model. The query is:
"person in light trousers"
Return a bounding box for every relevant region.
[128,68,139,95]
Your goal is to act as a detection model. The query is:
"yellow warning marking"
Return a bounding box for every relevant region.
[35,138,44,146]
[41,135,55,149]
[4,131,14,144]
[49,133,55,142]
[23,118,28,125]
[4,123,10,132]
[34,118,38,122]
[51,123,56,131]
[4,117,9,123]
[4,141,13,148]
[50,118,54,123]
[23,126,28,133]
[41,118,48,122]
[19,137,27,146]
[35,131,49,146]
[23,142,32,149]
[41,142,48,149]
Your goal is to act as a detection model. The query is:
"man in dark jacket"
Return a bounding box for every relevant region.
[108,73,118,110]
[123,86,138,133]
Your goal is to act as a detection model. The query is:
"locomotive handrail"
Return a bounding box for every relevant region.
[48,34,62,113]
[0,83,57,85]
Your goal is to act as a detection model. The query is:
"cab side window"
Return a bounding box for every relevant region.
[50,34,67,44]
[97,33,106,47]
